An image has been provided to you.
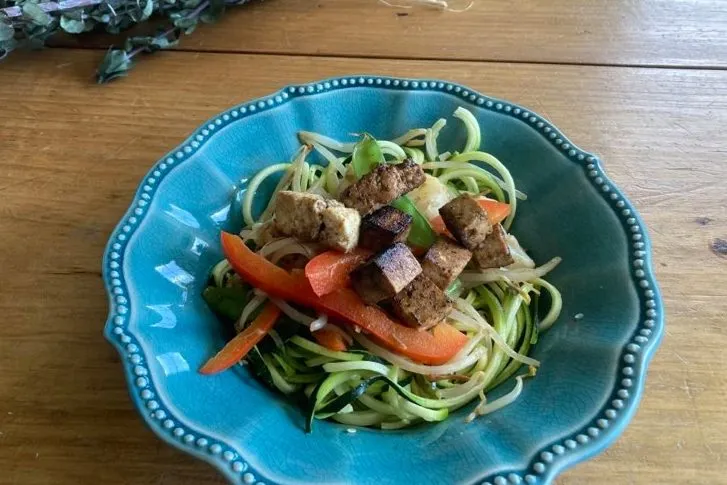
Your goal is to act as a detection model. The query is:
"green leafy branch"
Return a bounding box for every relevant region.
[0,0,250,82]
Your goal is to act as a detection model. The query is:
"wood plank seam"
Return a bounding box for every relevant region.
[40,44,727,72]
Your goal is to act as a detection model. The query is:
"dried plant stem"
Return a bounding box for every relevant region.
[1,0,103,18]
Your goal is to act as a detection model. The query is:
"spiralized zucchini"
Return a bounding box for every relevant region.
[209,106,562,431]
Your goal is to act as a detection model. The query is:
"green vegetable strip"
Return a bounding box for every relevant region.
[304,356,337,367]
[403,147,425,164]
[489,305,534,389]
[272,352,296,377]
[287,373,327,384]
[311,371,361,420]
[453,106,482,153]
[202,286,250,322]
[533,278,563,331]
[436,167,506,202]
[425,118,447,162]
[445,279,463,298]
[475,290,511,390]
[332,411,385,426]
[390,195,437,248]
[462,176,480,194]
[352,134,384,178]
[380,420,412,430]
[242,162,290,226]
[358,393,414,421]
[261,355,299,395]
[289,336,364,362]
[377,141,407,160]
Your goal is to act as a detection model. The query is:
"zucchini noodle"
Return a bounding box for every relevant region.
[466,374,525,423]
[235,293,267,332]
[454,106,481,153]
[354,334,486,375]
[435,167,506,201]
[299,131,355,153]
[449,307,539,368]
[257,237,302,258]
[242,163,290,226]
[268,296,316,326]
[425,118,447,162]
[206,106,563,431]
[534,278,563,331]
[210,259,232,288]
[460,257,562,287]
[391,128,427,146]
[421,161,517,197]
[310,142,345,174]
[378,141,408,160]
[403,147,425,164]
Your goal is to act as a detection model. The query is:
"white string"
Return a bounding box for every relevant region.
[377,0,474,13]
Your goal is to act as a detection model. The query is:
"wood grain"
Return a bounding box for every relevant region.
[51,0,727,68]
[0,49,726,485]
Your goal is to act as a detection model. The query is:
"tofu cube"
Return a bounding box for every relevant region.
[320,200,361,253]
[359,206,413,252]
[421,238,472,289]
[273,191,360,252]
[274,191,326,242]
[438,194,492,249]
[391,274,453,330]
[340,158,426,215]
[350,243,422,304]
[256,220,282,246]
[472,224,514,269]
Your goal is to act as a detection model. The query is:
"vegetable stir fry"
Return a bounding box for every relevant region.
[201,107,562,430]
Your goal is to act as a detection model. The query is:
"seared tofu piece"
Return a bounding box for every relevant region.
[439,194,493,248]
[421,238,472,289]
[359,206,413,252]
[351,243,422,304]
[392,274,453,330]
[273,191,360,252]
[471,224,514,269]
[340,159,426,215]
[274,191,326,241]
[319,199,361,253]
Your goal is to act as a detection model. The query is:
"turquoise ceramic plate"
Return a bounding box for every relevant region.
[103,76,663,484]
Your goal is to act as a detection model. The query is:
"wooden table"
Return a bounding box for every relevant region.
[1,1,726,483]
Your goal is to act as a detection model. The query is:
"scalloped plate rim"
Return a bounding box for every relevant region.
[102,74,665,485]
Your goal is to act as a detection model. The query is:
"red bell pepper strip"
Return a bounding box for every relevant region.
[304,248,372,296]
[221,232,467,365]
[430,198,511,235]
[199,301,281,375]
[312,326,349,352]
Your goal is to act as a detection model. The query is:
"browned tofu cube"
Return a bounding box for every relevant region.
[319,199,361,253]
[359,206,413,252]
[273,191,360,252]
[274,191,326,241]
[472,224,514,269]
[391,274,453,330]
[340,159,426,215]
[439,194,492,249]
[421,238,472,289]
[256,220,282,246]
[350,243,422,304]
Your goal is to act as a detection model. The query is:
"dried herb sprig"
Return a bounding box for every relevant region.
[0,0,250,82]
